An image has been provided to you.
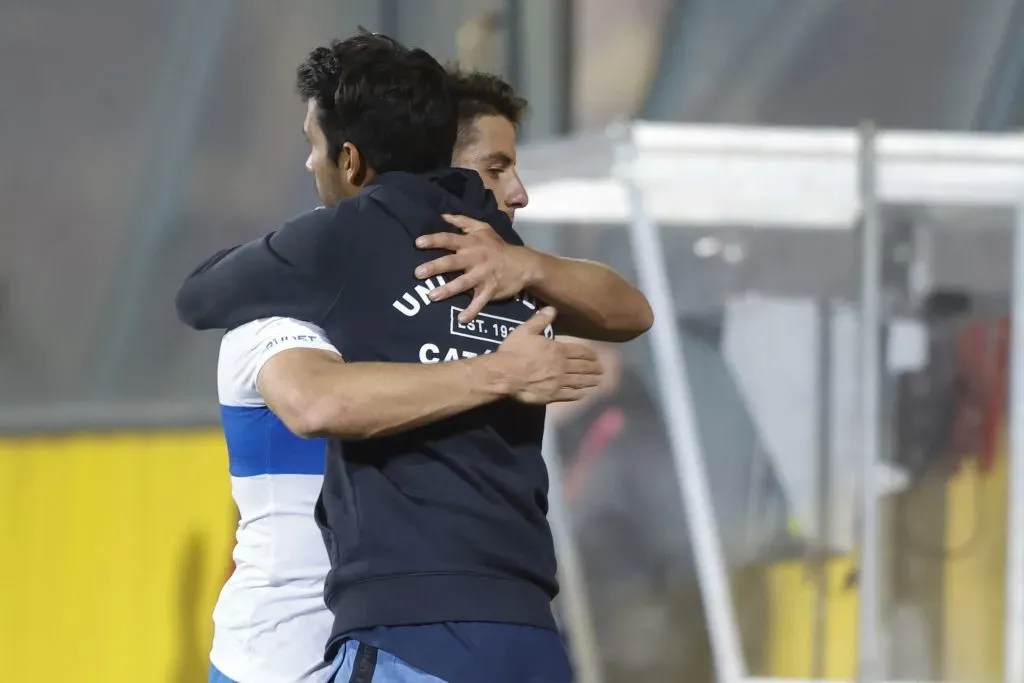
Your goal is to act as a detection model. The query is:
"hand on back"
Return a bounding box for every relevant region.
[493,307,603,405]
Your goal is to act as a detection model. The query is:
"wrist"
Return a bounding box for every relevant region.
[515,246,548,291]
[467,353,520,399]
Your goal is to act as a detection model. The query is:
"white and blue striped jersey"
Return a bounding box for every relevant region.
[212,317,337,683]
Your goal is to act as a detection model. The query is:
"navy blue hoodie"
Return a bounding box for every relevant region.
[176,169,559,652]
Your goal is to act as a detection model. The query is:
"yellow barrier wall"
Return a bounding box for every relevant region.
[943,448,1008,683]
[1,429,1011,682]
[765,555,859,679]
[0,431,234,683]
[765,447,1010,682]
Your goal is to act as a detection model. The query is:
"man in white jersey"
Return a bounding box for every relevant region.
[208,71,574,683]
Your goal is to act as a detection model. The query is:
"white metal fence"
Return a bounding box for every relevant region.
[517,121,1024,683]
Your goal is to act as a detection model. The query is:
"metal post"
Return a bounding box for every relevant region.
[504,0,522,92]
[553,0,575,134]
[87,0,235,395]
[542,424,604,683]
[1003,205,1024,683]
[620,138,747,683]
[811,299,834,681]
[379,0,400,37]
[512,0,571,144]
[856,121,884,683]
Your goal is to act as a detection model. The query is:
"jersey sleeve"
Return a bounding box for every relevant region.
[217,317,341,407]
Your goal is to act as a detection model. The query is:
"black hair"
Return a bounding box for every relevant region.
[296,32,457,174]
[450,71,529,152]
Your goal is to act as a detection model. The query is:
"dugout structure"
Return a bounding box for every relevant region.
[515,121,1024,683]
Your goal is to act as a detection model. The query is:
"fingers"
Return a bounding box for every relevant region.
[563,372,602,390]
[564,358,602,376]
[428,273,478,302]
[459,287,493,323]
[527,381,601,406]
[558,341,598,362]
[415,232,464,252]
[415,254,465,280]
[550,386,599,404]
[515,306,558,335]
[441,213,488,233]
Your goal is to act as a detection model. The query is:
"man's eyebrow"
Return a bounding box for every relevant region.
[482,152,514,167]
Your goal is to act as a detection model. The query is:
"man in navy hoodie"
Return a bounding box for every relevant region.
[177,33,652,683]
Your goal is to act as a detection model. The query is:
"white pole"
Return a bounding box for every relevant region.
[542,424,604,683]
[619,136,747,683]
[811,299,834,681]
[1003,205,1024,683]
[856,121,884,683]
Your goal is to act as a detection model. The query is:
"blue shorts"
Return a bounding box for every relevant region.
[328,624,572,683]
[329,640,445,682]
[208,664,237,683]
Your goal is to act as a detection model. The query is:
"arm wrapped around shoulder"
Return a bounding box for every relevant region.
[174,208,345,331]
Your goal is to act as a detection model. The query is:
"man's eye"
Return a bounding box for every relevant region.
[487,168,502,178]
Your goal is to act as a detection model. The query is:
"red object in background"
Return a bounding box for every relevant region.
[564,406,626,506]
[951,318,1009,473]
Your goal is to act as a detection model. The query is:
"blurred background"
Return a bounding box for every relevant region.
[1,0,1021,681]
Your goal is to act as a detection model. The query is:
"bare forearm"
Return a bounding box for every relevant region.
[297,357,510,439]
[523,248,653,342]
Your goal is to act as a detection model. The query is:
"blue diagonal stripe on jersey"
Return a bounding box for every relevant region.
[220,404,327,477]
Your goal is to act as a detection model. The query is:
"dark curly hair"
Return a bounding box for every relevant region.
[296,32,457,174]
[450,71,529,152]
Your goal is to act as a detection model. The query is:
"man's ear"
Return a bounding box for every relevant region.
[343,142,370,187]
